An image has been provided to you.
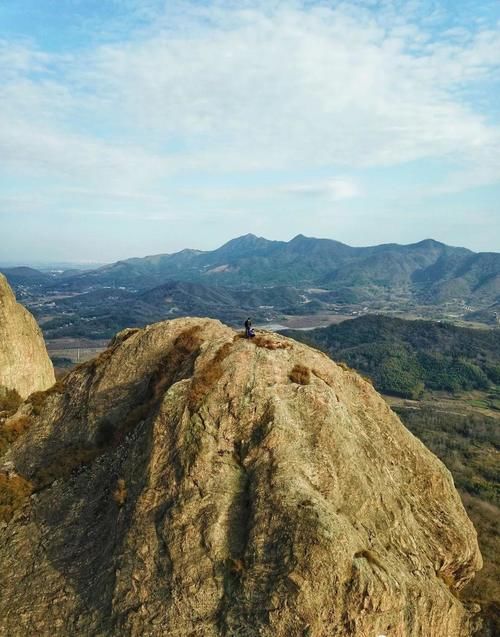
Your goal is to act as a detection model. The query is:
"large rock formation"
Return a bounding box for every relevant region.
[0,318,482,636]
[0,273,55,398]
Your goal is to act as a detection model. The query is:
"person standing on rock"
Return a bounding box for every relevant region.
[244,317,255,338]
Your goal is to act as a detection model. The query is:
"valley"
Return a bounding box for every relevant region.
[2,235,499,364]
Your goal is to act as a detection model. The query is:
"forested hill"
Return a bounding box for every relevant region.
[8,234,497,310]
[284,315,500,399]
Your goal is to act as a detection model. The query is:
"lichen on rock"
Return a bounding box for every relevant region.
[0,318,482,636]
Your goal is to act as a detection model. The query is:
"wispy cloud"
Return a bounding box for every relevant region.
[0,1,499,258]
[283,178,361,200]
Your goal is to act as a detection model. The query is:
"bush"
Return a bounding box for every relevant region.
[252,334,291,350]
[289,364,311,385]
[0,415,32,455]
[0,472,33,522]
[0,388,22,416]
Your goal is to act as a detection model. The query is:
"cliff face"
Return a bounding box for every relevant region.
[0,318,482,636]
[0,273,55,398]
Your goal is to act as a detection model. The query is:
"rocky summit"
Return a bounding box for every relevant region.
[0,273,55,399]
[0,318,482,636]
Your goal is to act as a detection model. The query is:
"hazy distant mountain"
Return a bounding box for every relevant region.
[37,234,498,308]
[0,266,52,286]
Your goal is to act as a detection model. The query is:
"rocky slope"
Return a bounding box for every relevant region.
[0,318,482,636]
[0,273,54,398]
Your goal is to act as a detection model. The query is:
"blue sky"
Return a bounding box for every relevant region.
[1,0,499,263]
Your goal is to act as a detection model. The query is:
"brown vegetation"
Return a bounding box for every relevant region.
[27,381,64,416]
[337,361,353,372]
[0,414,32,455]
[289,364,311,385]
[0,388,22,416]
[0,472,33,522]
[188,340,233,411]
[113,478,127,506]
[32,446,101,490]
[252,334,292,350]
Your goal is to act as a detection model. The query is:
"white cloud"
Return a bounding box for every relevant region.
[0,0,499,217]
[284,178,361,200]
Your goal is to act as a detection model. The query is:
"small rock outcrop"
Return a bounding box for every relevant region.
[0,273,55,398]
[0,318,482,636]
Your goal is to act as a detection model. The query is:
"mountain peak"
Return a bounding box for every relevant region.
[214,233,280,257]
[0,317,481,635]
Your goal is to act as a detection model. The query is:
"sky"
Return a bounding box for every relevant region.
[0,0,499,263]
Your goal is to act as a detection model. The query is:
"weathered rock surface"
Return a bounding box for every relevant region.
[0,318,482,636]
[0,273,55,398]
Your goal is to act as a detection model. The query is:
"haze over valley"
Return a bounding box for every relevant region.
[2,234,499,350]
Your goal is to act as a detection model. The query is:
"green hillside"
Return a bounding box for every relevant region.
[284,315,500,399]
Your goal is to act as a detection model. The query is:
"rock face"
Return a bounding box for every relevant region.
[0,273,55,398]
[0,318,482,636]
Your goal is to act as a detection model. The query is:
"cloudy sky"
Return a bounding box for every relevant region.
[1,0,499,263]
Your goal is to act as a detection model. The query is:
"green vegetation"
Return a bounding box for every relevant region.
[394,403,499,636]
[286,315,500,399]
[394,406,499,505]
[50,356,73,368]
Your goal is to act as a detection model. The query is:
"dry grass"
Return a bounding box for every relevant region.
[113,478,127,506]
[252,334,292,350]
[174,327,203,356]
[0,472,33,522]
[289,364,311,385]
[27,391,47,416]
[0,388,22,415]
[32,446,101,489]
[229,557,245,575]
[0,414,33,455]
[148,326,204,404]
[26,380,65,417]
[338,361,353,372]
[188,340,233,411]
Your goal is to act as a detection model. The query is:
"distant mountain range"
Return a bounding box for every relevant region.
[2,235,499,338]
[7,234,497,303]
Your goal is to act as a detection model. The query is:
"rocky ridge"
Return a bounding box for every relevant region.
[0,318,482,636]
[0,273,54,399]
